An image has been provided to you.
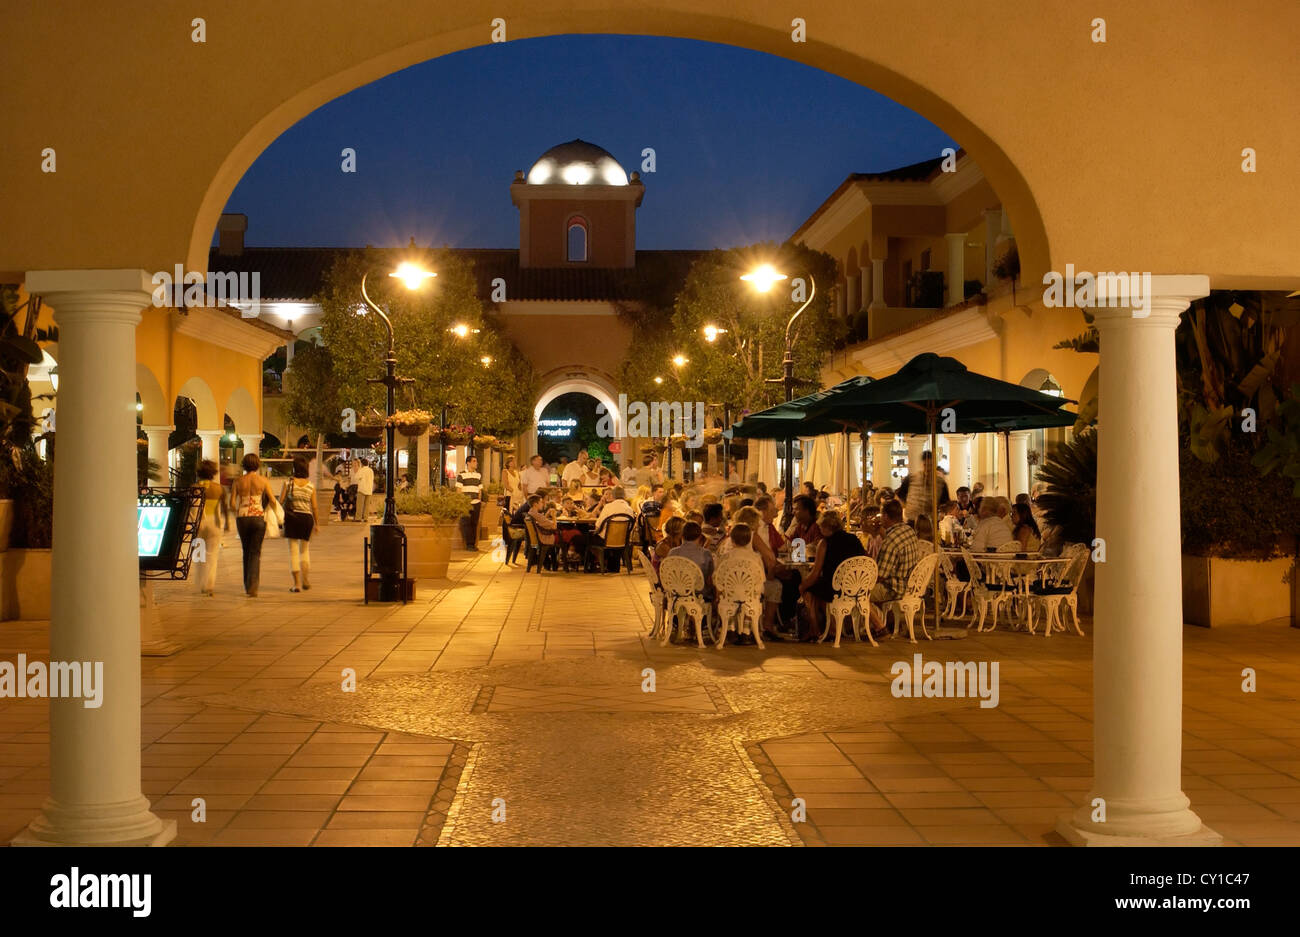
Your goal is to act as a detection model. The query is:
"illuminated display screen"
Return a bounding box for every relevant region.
[137,504,171,557]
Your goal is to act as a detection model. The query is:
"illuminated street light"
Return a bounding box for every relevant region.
[361,258,435,601]
[739,263,788,293]
[449,323,481,338]
[480,356,493,366]
[671,354,689,368]
[702,324,728,343]
[741,263,816,525]
[653,376,664,385]
[388,261,437,290]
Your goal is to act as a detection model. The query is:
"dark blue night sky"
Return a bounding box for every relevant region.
[222,35,955,251]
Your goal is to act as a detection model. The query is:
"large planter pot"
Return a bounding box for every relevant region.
[0,499,12,552]
[1,547,52,621]
[1182,554,1292,627]
[399,515,457,580]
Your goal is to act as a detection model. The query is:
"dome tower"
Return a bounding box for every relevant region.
[511,139,644,268]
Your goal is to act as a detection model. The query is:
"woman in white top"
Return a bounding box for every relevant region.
[281,456,319,592]
[502,455,524,511]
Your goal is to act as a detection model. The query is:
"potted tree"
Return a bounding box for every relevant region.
[395,487,470,580]
[1034,429,1097,614]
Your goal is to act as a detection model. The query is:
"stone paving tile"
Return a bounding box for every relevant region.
[3,519,1300,845]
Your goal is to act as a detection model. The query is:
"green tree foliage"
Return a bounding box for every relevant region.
[1035,428,1097,546]
[317,249,536,436]
[617,243,840,418]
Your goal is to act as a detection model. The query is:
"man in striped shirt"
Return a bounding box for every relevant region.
[457,455,483,551]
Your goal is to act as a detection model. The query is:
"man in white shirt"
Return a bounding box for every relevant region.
[971,496,1015,552]
[620,461,637,486]
[589,486,636,571]
[561,455,586,489]
[353,459,375,522]
[520,454,550,498]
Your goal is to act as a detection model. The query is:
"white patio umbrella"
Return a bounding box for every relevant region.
[753,437,779,489]
[830,431,851,495]
[807,435,835,489]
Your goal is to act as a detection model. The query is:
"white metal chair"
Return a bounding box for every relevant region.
[822,555,878,648]
[962,547,1016,633]
[937,550,971,620]
[658,556,713,648]
[885,552,939,644]
[642,549,669,641]
[1026,544,1089,637]
[714,556,765,650]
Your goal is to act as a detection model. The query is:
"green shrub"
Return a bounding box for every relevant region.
[1180,439,1300,558]
[0,445,53,548]
[394,486,470,521]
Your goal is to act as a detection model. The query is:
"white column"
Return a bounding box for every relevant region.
[241,433,263,467]
[1059,275,1217,846]
[197,429,224,464]
[1008,430,1031,498]
[845,273,859,318]
[945,434,972,492]
[870,258,885,310]
[945,233,966,306]
[141,424,172,482]
[905,435,926,481]
[869,434,894,487]
[859,265,871,314]
[13,270,174,846]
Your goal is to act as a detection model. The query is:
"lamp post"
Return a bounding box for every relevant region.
[359,261,435,599]
[741,264,817,525]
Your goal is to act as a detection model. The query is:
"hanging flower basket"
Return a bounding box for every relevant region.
[497,441,516,453]
[355,422,384,442]
[702,427,723,445]
[388,408,432,437]
[668,434,688,448]
[475,434,499,449]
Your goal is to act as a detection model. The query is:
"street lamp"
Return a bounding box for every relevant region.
[360,259,435,600]
[702,324,728,343]
[741,264,817,525]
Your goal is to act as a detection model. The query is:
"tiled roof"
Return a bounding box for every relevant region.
[207,247,706,305]
[790,150,967,243]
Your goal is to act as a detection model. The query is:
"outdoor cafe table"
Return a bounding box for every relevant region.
[943,550,1074,631]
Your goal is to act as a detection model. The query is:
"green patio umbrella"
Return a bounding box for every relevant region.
[804,353,1078,637]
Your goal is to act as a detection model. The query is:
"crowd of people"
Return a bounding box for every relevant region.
[495,449,1061,646]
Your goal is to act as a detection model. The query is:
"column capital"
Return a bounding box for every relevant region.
[140,424,174,434]
[1092,274,1210,328]
[26,269,155,325]
[195,429,226,441]
[1008,429,1033,440]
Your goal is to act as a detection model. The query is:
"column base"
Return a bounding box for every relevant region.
[12,796,177,847]
[1056,795,1222,846]
[1055,815,1222,847]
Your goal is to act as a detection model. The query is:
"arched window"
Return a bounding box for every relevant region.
[567,218,588,262]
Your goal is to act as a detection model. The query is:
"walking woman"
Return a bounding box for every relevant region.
[195,459,225,596]
[229,453,273,597]
[282,456,318,592]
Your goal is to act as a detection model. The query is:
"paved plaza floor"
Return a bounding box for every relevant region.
[2,519,1298,846]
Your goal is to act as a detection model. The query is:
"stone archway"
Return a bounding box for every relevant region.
[12,4,1287,848]
[529,372,623,463]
